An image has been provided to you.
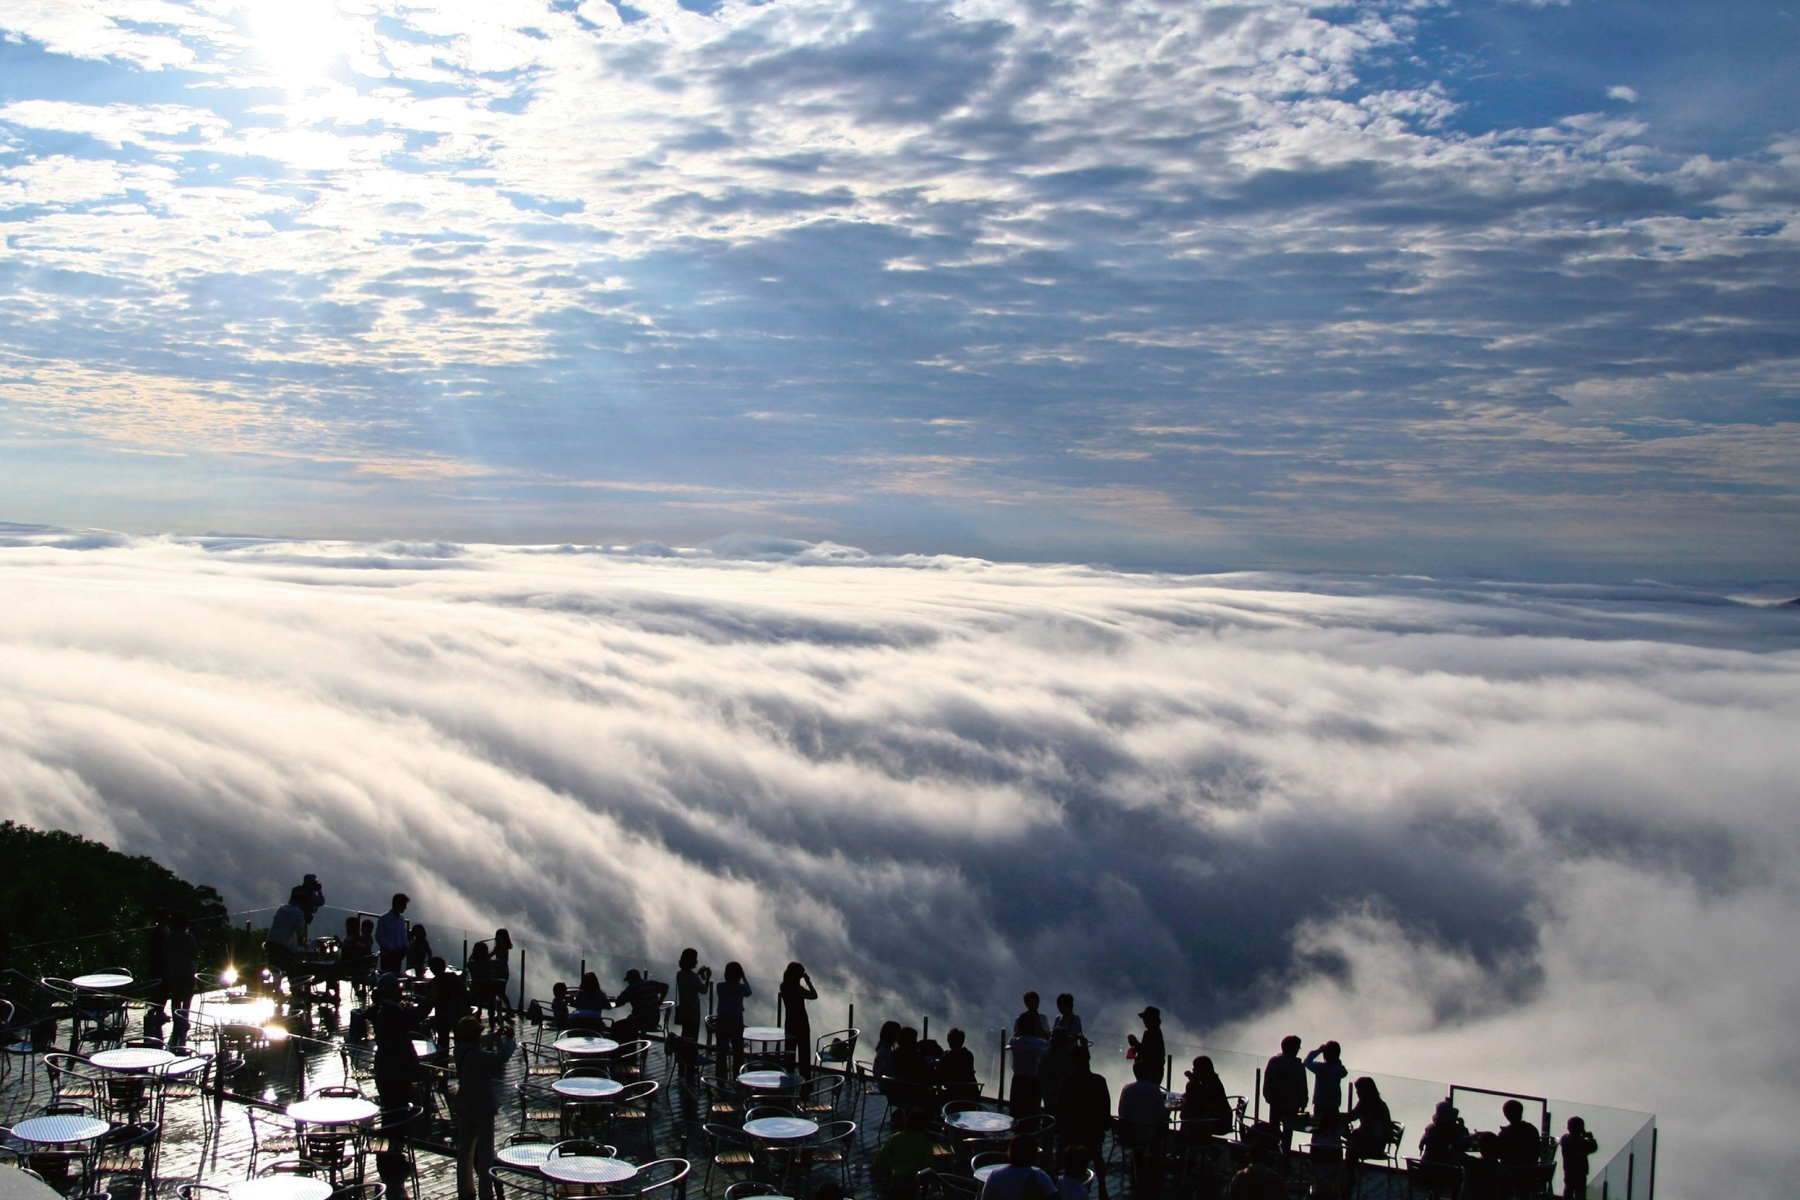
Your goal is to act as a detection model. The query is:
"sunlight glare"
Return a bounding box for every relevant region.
[249,0,351,85]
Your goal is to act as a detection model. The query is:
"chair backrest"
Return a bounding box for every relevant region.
[177,1186,231,1200]
[704,1123,754,1152]
[614,1079,657,1106]
[631,1159,691,1197]
[970,1152,1006,1170]
[549,1140,614,1159]
[816,1120,856,1141]
[327,1184,386,1200]
[503,1132,551,1146]
[814,1027,859,1062]
[258,1160,327,1178]
[1014,1113,1057,1140]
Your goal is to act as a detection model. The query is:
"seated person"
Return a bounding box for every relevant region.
[610,968,668,1040]
[1495,1099,1542,1166]
[1343,1076,1391,1161]
[1458,1132,1514,1200]
[1055,1144,1092,1200]
[870,1108,939,1200]
[571,972,609,1024]
[1418,1100,1468,1163]
[1181,1055,1233,1136]
[936,1027,979,1098]
[980,1136,1057,1200]
[550,981,572,1030]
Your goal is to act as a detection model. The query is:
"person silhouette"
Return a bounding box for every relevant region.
[1303,1041,1347,1131]
[781,961,818,1074]
[1558,1116,1597,1199]
[1496,1099,1541,1166]
[1128,1006,1165,1078]
[937,1027,979,1099]
[1053,993,1083,1041]
[1018,991,1050,1039]
[1008,1012,1051,1116]
[1263,1035,1307,1154]
[714,961,751,1076]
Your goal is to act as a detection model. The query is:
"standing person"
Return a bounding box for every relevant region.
[425,957,469,1051]
[714,961,751,1078]
[1054,1045,1112,1166]
[1038,1029,1077,1115]
[298,875,324,926]
[1128,1006,1165,1079]
[780,961,818,1075]
[1559,1116,1597,1200]
[372,973,421,1125]
[1303,1042,1347,1132]
[1263,1036,1308,1154]
[466,942,496,1015]
[406,925,434,980]
[376,894,410,975]
[1008,1013,1051,1116]
[488,929,513,1015]
[164,911,200,1047]
[265,887,309,995]
[674,948,711,1079]
[1495,1099,1541,1167]
[1053,994,1083,1041]
[144,911,170,1038]
[1118,1057,1169,1199]
[452,1011,516,1200]
[1017,992,1051,1039]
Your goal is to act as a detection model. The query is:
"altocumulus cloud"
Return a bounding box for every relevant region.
[1,528,1796,1194]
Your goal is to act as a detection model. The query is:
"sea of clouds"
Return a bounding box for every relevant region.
[1,527,1795,1194]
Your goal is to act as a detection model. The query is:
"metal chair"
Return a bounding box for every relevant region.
[488,1165,549,1200]
[96,1121,161,1199]
[806,1118,856,1190]
[327,1185,386,1200]
[608,1079,660,1157]
[702,1077,743,1124]
[257,1159,331,1178]
[631,1158,690,1199]
[814,1028,859,1070]
[246,1109,302,1175]
[1404,1158,1462,1200]
[701,1123,759,1192]
[798,1074,843,1119]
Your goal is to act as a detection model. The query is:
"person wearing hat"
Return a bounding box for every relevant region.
[1128,1006,1165,1077]
[611,966,669,1041]
[1419,1099,1469,1162]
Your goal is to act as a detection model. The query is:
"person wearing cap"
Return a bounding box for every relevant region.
[376,893,410,974]
[1128,1006,1165,1077]
[611,967,669,1041]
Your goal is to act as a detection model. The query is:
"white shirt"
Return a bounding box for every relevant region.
[979,1165,1055,1200]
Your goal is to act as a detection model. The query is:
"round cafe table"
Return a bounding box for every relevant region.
[973,1164,1004,1183]
[553,1034,619,1056]
[287,1096,380,1125]
[551,1076,624,1099]
[228,1178,333,1200]
[0,1165,64,1200]
[539,1156,639,1186]
[495,1143,554,1170]
[743,1116,819,1142]
[8,1115,110,1146]
[70,973,133,991]
[742,1026,787,1047]
[90,1047,178,1072]
[738,1070,801,1091]
[945,1110,1014,1134]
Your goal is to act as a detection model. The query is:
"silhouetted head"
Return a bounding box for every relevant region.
[724,961,745,983]
[880,1021,902,1046]
[429,956,447,974]
[1006,1136,1038,1168]
[1071,1045,1091,1070]
[1476,1132,1501,1161]
[1133,1057,1160,1083]
[1566,1116,1586,1134]
[409,924,428,944]
[1060,1144,1089,1177]
[391,893,409,913]
[1281,1035,1302,1056]
[361,920,374,937]
[1056,993,1075,1015]
[1022,991,1041,1012]
[552,982,568,997]
[376,973,401,1001]
[581,971,600,992]
[346,916,359,935]
[679,948,699,970]
[455,1014,482,1045]
[170,911,189,931]
[624,968,641,984]
[493,929,511,951]
[898,1027,918,1048]
[1433,1101,1458,1123]
[1322,1041,1340,1063]
[1139,1006,1161,1026]
[1354,1077,1379,1102]
[947,1028,966,1049]
[1188,1055,1216,1081]
[1503,1100,1524,1123]
[783,961,805,985]
[470,942,490,963]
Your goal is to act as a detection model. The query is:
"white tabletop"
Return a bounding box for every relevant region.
[8,1115,111,1144]
[0,1166,65,1200]
[738,1070,802,1090]
[287,1097,379,1125]
[552,1076,624,1099]
[228,1178,334,1200]
[412,1039,437,1058]
[91,1047,178,1071]
[742,1026,787,1044]
[744,1116,819,1141]
[946,1111,1014,1133]
[71,973,133,990]
[495,1143,554,1168]
[539,1156,639,1185]
[973,1164,1004,1183]
[554,1035,620,1055]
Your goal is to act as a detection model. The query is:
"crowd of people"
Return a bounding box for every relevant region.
[257,886,1599,1200]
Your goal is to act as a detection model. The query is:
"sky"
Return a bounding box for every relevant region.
[0,0,1796,577]
[3,527,1798,1196]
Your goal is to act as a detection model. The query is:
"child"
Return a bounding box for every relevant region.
[1559,1116,1598,1199]
[1056,1144,1092,1200]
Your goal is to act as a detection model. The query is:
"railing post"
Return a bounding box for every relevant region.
[1626,1151,1635,1200]
[1254,1068,1261,1123]
[1648,1127,1657,1200]
[998,1030,1008,1103]
[922,1016,929,1041]
[518,948,526,1013]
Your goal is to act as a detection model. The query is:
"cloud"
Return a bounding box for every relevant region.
[0,530,1795,1195]
[0,1,1795,571]
[1608,85,1640,103]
